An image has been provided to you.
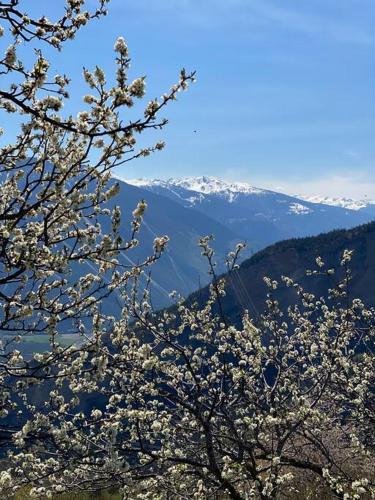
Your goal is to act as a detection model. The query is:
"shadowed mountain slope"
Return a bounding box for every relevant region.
[186,221,375,326]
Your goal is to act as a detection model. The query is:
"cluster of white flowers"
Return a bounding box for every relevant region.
[132,199,148,219]
[153,235,169,253]
[114,36,128,56]
[2,246,372,498]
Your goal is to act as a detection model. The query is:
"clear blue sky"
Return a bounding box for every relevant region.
[8,1,375,197]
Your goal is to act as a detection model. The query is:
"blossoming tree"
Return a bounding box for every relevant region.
[0,0,193,452]
[4,241,375,499]
[0,2,374,500]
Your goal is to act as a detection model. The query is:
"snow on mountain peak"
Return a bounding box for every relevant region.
[296,194,375,211]
[288,202,312,215]
[122,176,375,212]
[123,178,168,189]
[169,176,264,195]
[126,176,265,201]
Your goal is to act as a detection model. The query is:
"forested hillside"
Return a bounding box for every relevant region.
[188,221,375,326]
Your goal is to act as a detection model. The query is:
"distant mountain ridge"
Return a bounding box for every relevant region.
[17,173,373,312]
[124,176,374,252]
[127,176,375,211]
[296,194,375,214]
[128,176,265,200]
[13,175,375,354]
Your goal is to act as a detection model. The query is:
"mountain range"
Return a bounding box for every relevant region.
[123,176,373,273]
[15,175,375,354]
[125,177,374,249]
[296,194,375,216]
[11,174,375,311]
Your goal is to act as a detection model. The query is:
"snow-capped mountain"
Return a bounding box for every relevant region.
[129,176,375,213]
[124,176,374,251]
[296,194,375,214]
[58,174,375,310]
[128,176,264,202]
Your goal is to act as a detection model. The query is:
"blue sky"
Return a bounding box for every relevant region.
[5,0,375,197]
